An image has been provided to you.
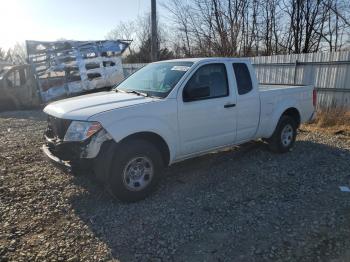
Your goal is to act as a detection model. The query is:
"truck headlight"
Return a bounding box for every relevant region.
[64,121,102,142]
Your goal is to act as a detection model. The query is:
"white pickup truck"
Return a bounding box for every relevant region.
[43,58,316,202]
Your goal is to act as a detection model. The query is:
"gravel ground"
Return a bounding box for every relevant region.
[0,110,350,262]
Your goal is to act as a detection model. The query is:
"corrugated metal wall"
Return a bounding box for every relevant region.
[251,51,350,108]
[123,51,350,108]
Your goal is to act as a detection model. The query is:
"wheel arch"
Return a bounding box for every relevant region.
[281,107,301,128]
[119,131,171,166]
[261,104,302,139]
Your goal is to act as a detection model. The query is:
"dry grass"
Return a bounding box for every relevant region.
[314,108,350,128]
[302,108,350,136]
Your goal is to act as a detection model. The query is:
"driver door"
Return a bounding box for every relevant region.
[177,63,237,157]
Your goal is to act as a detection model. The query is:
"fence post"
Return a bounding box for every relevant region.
[293,59,299,85]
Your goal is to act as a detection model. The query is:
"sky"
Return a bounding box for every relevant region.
[0,0,167,50]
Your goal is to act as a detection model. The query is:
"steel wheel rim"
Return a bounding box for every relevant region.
[122,156,154,191]
[281,124,293,147]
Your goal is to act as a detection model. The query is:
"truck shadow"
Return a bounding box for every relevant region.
[68,139,350,261]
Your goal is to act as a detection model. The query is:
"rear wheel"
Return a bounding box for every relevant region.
[108,139,163,202]
[267,115,297,153]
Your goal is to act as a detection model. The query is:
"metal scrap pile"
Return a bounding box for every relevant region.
[26,40,130,102]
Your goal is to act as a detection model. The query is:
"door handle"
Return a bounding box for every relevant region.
[224,103,236,108]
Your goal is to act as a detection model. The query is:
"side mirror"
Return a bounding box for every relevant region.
[184,86,210,102]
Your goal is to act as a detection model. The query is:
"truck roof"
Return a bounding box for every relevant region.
[158,57,251,64]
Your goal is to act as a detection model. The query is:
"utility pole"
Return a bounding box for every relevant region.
[151,0,158,61]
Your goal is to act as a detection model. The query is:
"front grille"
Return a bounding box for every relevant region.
[46,116,72,140]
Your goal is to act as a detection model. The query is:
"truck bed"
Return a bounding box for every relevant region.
[259,84,309,91]
[255,83,315,138]
[258,83,314,104]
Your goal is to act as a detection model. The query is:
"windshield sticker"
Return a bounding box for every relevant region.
[171,66,190,71]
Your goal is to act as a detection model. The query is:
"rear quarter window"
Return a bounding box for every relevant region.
[232,63,253,95]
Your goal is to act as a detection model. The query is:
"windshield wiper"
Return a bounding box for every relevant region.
[126,90,149,97]
[116,88,150,97]
[115,88,126,93]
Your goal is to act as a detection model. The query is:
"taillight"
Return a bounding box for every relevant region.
[313,89,317,107]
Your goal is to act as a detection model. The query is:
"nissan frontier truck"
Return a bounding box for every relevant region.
[42,58,316,202]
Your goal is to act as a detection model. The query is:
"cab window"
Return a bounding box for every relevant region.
[6,72,15,87]
[6,70,22,88]
[19,68,26,85]
[183,63,228,101]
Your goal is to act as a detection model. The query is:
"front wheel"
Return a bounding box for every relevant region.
[108,139,163,202]
[267,116,297,153]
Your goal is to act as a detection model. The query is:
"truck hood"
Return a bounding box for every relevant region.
[43,91,158,120]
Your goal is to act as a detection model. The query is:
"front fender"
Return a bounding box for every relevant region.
[94,116,177,163]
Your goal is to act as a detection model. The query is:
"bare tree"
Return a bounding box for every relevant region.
[0,48,6,60]
[105,0,350,60]
[6,42,27,64]
[106,14,174,62]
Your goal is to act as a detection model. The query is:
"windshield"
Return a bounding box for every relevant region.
[116,61,193,98]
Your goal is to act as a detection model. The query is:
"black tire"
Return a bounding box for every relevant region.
[108,139,163,202]
[267,115,297,153]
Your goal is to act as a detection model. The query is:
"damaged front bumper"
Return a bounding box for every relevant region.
[42,128,112,171]
[42,144,72,171]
